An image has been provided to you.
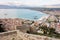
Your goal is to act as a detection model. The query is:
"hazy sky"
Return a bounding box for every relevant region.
[0,0,60,6]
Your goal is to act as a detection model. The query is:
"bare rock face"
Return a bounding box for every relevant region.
[47,15,58,22]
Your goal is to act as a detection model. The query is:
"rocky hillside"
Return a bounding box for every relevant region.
[0,30,60,40]
[17,30,60,40]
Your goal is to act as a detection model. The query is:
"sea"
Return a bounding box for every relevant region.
[0,9,48,21]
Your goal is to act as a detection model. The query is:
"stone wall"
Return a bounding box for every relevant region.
[0,30,60,40]
[0,30,18,40]
[18,31,60,40]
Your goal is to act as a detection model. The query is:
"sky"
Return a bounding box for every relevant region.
[0,0,60,6]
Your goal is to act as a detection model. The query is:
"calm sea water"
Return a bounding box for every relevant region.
[0,9,47,20]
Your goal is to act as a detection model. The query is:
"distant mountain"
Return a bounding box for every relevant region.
[0,5,18,9]
[0,4,60,9]
[0,2,44,9]
[0,4,41,9]
[43,4,60,8]
[52,4,60,6]
[51,4,60,6]
[0,4,33,9]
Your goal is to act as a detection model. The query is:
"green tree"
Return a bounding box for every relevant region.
[48,28,55,35]
[39,26,48,34]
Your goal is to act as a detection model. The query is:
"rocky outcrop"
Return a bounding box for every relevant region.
[47,15,58,22]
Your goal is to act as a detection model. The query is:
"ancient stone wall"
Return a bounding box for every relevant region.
[0,30,60,40]
[0,30,18,40]
[18,31,60,40]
